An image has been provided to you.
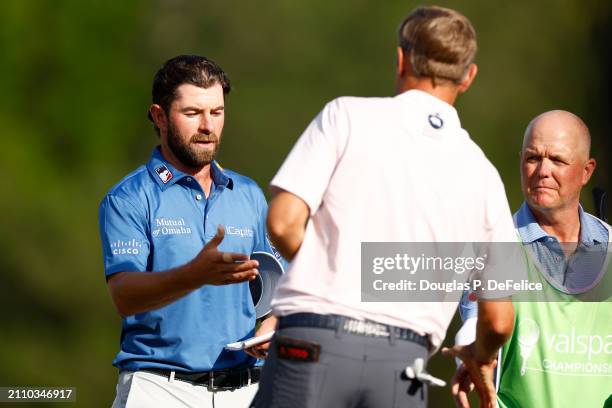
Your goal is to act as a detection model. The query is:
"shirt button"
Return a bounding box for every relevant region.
[195,194,202,201]
[186,177,192,182]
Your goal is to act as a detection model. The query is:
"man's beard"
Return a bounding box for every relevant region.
[167,120,220,168]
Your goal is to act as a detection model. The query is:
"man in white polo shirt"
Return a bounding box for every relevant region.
[250,6,517,408]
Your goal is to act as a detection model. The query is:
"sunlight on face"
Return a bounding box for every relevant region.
[165,83,225,168]
[520,111,593,213]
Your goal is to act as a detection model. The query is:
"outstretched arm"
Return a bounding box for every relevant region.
[108,226,259,317]
[444,298,514,408]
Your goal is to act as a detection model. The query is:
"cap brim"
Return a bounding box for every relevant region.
[249,251,284,319]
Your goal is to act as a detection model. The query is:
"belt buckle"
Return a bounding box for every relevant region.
[206,369,240,392]
[206,367,258,391]
[207,370,214,391]
[207,370,231,392]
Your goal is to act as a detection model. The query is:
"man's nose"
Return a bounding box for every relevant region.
[198,113,214,134]
[536,158,552,177]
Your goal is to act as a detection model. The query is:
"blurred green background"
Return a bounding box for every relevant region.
[0,0,610,407]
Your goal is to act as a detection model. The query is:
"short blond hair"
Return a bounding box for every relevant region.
[398,6,477,84]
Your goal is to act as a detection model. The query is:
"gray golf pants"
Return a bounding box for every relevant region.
[251,323,429,408]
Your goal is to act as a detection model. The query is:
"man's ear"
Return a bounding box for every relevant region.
[582,158,596,185]
[457,63,478,94]
[396,46,407,78]
[149,104,167,134]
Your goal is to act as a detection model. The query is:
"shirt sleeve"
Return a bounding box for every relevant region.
[270,98,349,215]
[99,194,151,278]
[458,290,478,321]
[252,187,288,270]
[454,316,478,366]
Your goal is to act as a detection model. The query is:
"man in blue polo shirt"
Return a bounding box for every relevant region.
[99,55,279,407]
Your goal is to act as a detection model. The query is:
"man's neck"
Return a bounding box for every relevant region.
[530,204,581,243]
[191,167,214,198]
[160,145,214,197]
[396,76,459,106]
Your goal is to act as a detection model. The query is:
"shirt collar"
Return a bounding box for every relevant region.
[395,89,461,128]
[514,201,606,244]
[577,205,607,244]
[210,160,234,190]
[146,146,233,191]
[514,202,548,243]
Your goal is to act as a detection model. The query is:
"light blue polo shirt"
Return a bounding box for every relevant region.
[99,147,281,372]
[459,202,609,321]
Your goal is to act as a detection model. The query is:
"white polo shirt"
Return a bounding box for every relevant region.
[270,90,517,348]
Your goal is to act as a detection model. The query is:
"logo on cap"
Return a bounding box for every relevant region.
[428,114,444,129]
[155,165,173,184]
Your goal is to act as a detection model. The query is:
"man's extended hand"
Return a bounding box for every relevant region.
[107,225,260,317]
[187,225,260,286]
[245,315,277,359]
[450,363,475,408]
[442,343,498,408]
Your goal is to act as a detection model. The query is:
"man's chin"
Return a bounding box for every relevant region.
[189,159,215,168]
[177,154,215,169]
[183,149,217,168]
[527,196,558,211]
[191,146,218,164]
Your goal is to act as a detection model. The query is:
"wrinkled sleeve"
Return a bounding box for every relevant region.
[458,290,478,321]
[99,194,150,278]
[270,98,349,215]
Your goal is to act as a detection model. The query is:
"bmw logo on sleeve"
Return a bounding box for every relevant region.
[428,114,444,129]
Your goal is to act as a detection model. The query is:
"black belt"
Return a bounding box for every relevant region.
[279,313,430,349]
[142,366,261,391]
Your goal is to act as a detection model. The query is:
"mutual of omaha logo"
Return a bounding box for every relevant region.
[155,165,173,184]
[428,113,444,129]
[152,218,192,237]
[110,239,143,255]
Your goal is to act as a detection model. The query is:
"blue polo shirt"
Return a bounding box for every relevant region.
[99,147,281,372]
[459,202,609,321]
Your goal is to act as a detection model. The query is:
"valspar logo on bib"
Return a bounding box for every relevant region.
[226,226,254,238]
[517,318,612,377]
[110,239,143,255]
[152,218,193,237]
